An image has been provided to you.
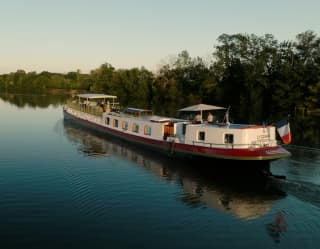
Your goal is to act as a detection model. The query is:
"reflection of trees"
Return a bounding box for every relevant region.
[286,146,320,164]
[178,176,284,220]
[63,119,285,220]
[266,211,287,244]
[0,93,68,108]
[291,115,320,149]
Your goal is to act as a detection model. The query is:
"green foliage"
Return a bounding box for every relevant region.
[1,30,320,122]
[110,67,153,108]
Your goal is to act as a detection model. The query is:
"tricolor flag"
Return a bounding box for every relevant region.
[275,117,292,144]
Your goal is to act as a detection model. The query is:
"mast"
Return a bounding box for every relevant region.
[225,106,231,125]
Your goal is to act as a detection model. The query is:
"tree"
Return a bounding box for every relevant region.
[110,68,153,109]
[89,63,115,92]
[294,31,320,111]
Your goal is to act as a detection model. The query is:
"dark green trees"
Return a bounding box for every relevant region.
[0,31,319,121]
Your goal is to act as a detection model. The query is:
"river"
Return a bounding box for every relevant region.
[0,94,320,249]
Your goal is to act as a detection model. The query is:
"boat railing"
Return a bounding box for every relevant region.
[191,140,273,149]
[67,101,103,117]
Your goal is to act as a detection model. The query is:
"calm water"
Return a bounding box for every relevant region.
[1,95,320,249]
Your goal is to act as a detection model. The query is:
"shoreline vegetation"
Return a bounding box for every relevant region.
[1,31,320,121]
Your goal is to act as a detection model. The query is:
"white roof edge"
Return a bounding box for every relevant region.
[77,93,117,99]
[150,115,171,122]
[150,115,187,122]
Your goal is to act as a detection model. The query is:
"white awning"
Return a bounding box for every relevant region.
[178,104,226,112]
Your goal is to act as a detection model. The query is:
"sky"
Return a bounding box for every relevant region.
[1,0,319,74]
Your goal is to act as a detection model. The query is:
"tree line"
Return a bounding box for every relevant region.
[1,30,319,122]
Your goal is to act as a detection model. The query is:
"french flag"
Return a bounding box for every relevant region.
[275,117,292,144]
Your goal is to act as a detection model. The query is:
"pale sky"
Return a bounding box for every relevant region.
[1,0,319,74]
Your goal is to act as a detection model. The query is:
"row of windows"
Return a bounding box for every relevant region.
[105,117,152,136]
[198,131,234,144]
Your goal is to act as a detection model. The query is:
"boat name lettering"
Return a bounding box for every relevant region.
[257,135,269,140]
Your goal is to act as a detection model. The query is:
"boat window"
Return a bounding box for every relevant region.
[132,123,139,133]
[113,119,119,128]
[105,117,110,125]
[144,125,152,135]
[198,131,205,141]
[224,134,234,144]
[122,121,128,130]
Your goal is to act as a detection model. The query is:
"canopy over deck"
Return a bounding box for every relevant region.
[178,104,227,122]
[178,104,226,112]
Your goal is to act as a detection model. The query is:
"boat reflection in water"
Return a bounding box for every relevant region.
[63,119,286,221]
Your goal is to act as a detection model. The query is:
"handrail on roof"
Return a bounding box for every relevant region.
[123,107,153,116]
